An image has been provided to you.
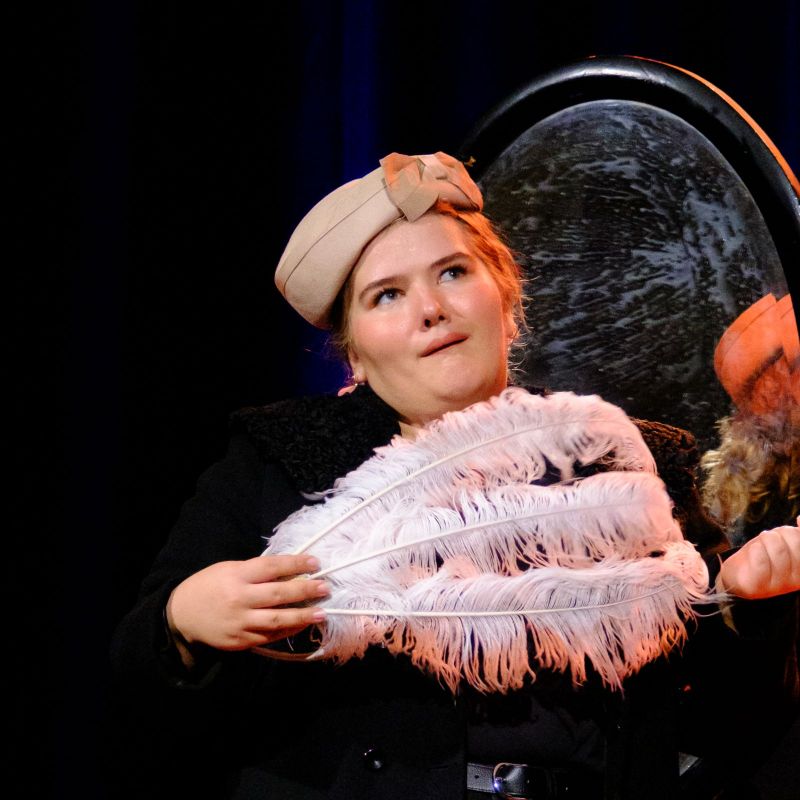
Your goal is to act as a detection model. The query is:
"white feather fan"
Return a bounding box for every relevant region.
[258,388,713,692]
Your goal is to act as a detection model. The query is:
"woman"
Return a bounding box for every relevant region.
[111,152,800,799]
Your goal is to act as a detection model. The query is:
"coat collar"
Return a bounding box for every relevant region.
[230,385,400,494]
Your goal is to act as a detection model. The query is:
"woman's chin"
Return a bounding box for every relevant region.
[424,347,508,401]
[370,363,508,427]
[423,376,507,419]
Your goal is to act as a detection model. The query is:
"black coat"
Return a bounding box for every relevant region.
[109,387,797,799]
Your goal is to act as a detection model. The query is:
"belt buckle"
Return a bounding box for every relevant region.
[492,761,550,799]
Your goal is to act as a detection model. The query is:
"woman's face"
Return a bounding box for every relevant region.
[347,212,513,427]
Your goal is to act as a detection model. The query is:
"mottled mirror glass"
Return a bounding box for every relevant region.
[481,99,790,452]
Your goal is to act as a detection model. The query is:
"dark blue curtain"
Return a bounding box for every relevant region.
[15,1,799,795]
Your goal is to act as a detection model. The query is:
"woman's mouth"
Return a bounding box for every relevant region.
[421,334,468,357]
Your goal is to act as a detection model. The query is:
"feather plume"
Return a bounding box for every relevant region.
[258,389,711,692]
[264,388,656,557]
[312,471,684,581]
[319,541,709,693]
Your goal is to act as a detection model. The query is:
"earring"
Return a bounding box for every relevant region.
[338,375,366,398]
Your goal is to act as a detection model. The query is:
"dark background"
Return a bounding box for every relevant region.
[14,1,799,796]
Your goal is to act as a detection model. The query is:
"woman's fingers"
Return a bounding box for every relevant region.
[240,553,320,582]
[245,606,326,636]
[167,555,330,653]
[263,577,329,607]
[234,621,321,649]
[720,524,800,598]
[254,623,316,646]
[244,573,330,609]
[239,555,329,607]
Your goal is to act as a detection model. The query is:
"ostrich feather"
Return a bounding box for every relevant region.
[264,388,656,558]
[311,471,684,583]
[257,389,712,692]
[319,541,709,693]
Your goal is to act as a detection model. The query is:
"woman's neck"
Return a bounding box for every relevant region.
[398,420,423,440]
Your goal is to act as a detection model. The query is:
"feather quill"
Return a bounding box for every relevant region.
[258,389,712,692]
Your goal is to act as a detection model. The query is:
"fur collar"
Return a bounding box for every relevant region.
[230,385,400,494]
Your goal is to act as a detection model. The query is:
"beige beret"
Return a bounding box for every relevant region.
[274,151,483,328]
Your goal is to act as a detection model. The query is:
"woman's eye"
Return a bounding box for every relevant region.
[374,288,399,306]
[440,265,466,282]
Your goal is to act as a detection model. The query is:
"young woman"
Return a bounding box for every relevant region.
[112,152,800,799]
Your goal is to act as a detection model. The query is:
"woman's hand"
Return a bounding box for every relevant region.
[166,555,329,666]
[718,519,800,599]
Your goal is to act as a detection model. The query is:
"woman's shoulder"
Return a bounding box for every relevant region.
[229,385,401,494]
[626,417,728,553]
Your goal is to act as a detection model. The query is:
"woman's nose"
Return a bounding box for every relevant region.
[420,292,447,329]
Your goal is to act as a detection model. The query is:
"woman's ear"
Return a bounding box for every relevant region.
[348,347,367,385]
[505,309,518,346]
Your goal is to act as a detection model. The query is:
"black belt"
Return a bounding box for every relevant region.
[467,761,603,799]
